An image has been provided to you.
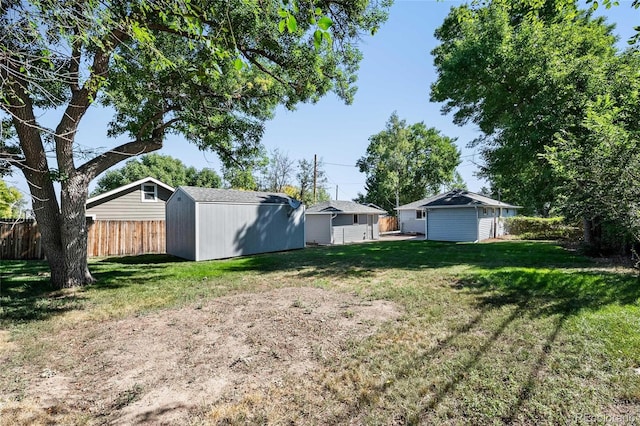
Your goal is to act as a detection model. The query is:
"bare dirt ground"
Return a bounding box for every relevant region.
[1,287,401,425]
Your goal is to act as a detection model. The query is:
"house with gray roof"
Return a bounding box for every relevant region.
[305,200,386,245]
[166,187,305,260]
[396,190,520,242]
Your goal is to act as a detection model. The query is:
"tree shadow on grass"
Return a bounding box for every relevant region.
[278,240,595,279]
[451,268,640,422]
[461,268,640,318]
[322,267,639,424]
[1,260,86,325]
[97,254,184,265]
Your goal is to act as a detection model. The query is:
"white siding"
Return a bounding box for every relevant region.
[399,209,425,234]
[165,190,197,260]
[478,217,495,241]
[86,185,172,220]
[305,215,331,244]
[427,208,477,242]
[372,215,380,239]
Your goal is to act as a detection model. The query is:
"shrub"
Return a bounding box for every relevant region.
[505,216,581,240]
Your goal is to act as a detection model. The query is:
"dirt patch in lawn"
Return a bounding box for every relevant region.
[1,287,401,425]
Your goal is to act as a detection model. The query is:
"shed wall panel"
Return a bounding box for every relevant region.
[196,203,304,260]
[165,191,196,260]
[305,215,331,244]
[399,210,425,234]
[87,185,172,220]
[427,208,477,242]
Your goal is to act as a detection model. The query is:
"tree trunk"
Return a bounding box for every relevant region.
[26,170,67,287]
[27,170,94,289]
[583,217,593,246]
[583,216,603,254]
[59,176,95,287]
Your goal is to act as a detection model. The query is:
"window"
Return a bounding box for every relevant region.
[141,183,157,202]
[416,210,425,220]
[353,214,359,224]
[483,207,488,216]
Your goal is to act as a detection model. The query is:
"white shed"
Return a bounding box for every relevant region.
[166,187,305,261]
[305,200,386,245]
[396,190,520,242]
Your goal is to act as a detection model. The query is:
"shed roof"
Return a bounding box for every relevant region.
[396,190,520,210]
[177,186,296,205]
[306,200,386,214]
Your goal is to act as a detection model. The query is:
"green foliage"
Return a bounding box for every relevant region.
[92,154,221,195]
[0,0,391,287]
[431,1,619,215]
[295,157,329,206]
[543,53,640,252]
[0,180,25,218]
[357,112,460,213]
[505,216,581,240]
[445,171,467,192]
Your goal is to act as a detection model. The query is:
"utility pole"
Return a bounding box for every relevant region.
[313,154,317,204]
[335,185,338,200]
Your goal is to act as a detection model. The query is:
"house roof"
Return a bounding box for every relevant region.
[177,186,298,205]
[86,176,174,205]
[306,200,386,214]
[396,190,520,210]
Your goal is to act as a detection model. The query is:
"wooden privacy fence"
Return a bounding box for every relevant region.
[1,219,166,260]
[87,220,165,257]
[379,216,399,233]
[1,219,44,260]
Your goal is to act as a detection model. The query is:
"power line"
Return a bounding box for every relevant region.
[324,162,358,167]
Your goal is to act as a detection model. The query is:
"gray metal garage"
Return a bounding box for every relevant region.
[396,190,519,242]
[305,200,385,245]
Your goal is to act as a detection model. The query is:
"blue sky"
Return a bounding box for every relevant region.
[7,0,639,205]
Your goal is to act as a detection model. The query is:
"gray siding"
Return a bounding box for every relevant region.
[305,215,331,244]
[195,202,304,261]
[427,208,478,242]
[165,190,196,260]
[333,224,370,244]
[399,209,425,234]
[87,185,172,220]
[330,213,380,244]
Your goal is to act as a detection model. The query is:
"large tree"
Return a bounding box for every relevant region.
[544,52,640,252]
[92,154,221,195]
[356,112,460,214]
[431,0,618,215]
[0,0,390,288]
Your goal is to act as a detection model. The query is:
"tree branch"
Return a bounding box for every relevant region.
[78,118,181,179]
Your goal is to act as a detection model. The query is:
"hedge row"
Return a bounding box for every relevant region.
[504,216,581,240]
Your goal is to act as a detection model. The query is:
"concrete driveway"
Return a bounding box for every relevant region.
[379,232,425,241]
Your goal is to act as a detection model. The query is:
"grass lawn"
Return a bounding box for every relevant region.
[1,240,639,424]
